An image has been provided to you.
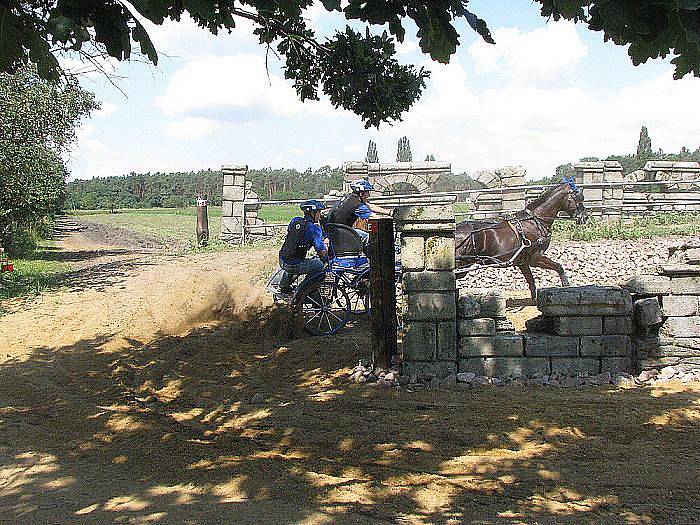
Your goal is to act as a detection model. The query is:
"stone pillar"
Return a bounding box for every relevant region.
[574,162,604,217]
[498,166,527,211]
[574,161,624,220]
[602,161,624,221]
[395,205,457,385]
[220,164,247,243]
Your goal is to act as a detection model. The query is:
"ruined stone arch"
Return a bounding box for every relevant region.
[342,161,451,195]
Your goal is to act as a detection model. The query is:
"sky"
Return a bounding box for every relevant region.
[65,0,700,182]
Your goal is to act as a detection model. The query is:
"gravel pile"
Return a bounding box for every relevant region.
[456,236,696,291]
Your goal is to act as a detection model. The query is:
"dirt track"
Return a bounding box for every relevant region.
[1,219,699,524]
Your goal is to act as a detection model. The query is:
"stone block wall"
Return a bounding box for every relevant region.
[574,161,624,219]
[395,205,458,383]
[470,166,527,218]
[220,164,247,243]
[456,286,634,380]
[624,242,700,380]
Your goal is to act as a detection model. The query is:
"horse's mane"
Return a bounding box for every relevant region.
[525,183,565,210]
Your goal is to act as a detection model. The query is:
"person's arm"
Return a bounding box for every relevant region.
[367,202,392,216]
[311,227,329,262]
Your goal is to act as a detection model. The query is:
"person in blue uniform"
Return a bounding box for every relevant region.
[278,199,329,293]
[327,180,392,247]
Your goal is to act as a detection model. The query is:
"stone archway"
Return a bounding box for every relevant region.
[342,161,451,195]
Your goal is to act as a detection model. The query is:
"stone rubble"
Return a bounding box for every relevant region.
[456,237,695,291]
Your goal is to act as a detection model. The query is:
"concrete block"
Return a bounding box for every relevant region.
[234,175,246,186]
[524,334,579,356]
[456,295,481,319]
[458,334,523,357]
[403,271,455,292]
[393,205,454,223]
[634,297,663,326]
[641,345,700,358]
[551,357,600,376]
[671,337,700,350]
[222,200,234,217]
[601,357,633,373]
[623,275,671,295]
[403,322,437,360]
[604,316,634,335]
[459,288,506,318]
[223,185,245,201]
[405,292,456,321]
[425,236,455,271]
[401,236,425,271]
[495,318,515,332]
[525,315,552,333]
[395,222,456,233]
[660,316,700,338]
[662,295,699,317]
[402,361,456,381]
[671,276,700,295]
[457,318,495,336]
[638,357,682,370]
[458,357,550,378]
[580,335,632,356]
[223,174,234,186]
[220,216,243,235]
[551,316,603,336]
[537,286,632,316]
[437,322,457,360]
[222,163,248,174]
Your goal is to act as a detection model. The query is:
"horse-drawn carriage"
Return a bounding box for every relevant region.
[268,179,587,336]
[267,223,401,336]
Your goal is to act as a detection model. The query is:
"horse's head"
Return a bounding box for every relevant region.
[560,181,588,224]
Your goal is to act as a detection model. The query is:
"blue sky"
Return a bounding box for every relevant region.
[66,1,700,181]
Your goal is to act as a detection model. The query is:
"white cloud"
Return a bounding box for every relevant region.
[165,117,220,140]
[95,102,118,117]
[468,22,587,84]
[155,54,339,120]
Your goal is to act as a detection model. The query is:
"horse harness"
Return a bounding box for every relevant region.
[455,211,551,270]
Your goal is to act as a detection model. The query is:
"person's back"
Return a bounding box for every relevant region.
[278,200,328,293]
[328,193,362,226]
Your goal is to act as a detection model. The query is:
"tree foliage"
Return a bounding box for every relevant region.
[637,125,653,158]
[535,0,700,79]
[0,67,97,251]
[396,136,412,162]
[67,166,345,209]
[3,2,697,128]
[365,140,379,163]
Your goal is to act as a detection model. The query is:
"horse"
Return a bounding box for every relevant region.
[454,180,588,300]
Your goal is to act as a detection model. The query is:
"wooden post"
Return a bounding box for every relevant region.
[368,216,397,369]
[196,194,210,246]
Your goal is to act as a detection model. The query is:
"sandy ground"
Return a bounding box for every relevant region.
[1,218,699,524]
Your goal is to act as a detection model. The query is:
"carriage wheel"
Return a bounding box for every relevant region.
[296,281,351,335]
[346,278,371,315]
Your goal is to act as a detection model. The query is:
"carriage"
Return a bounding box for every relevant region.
[267,223,401,336]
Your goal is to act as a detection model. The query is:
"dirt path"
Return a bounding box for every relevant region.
[1,223,699,524]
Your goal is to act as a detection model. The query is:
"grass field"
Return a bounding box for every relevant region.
[73,206,700,245]
[0,246,70,307]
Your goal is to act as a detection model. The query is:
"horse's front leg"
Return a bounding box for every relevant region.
[519,264,537,301]
[532,254,570,287]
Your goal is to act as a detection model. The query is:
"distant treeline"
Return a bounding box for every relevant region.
[67,166,346,209]
[67,134,700,211]
[66,166,482,210]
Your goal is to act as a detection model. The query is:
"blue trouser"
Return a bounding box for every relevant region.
[354,228,369,249]
[279,257,325,290]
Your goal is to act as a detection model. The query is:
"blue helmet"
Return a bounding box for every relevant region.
[300,199,326,213]
[350,179,374,193]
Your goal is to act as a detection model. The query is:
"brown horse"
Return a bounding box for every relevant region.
[455,182,588,299]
